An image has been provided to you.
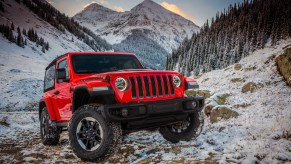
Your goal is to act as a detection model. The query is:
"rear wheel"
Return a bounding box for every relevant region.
[40,107,60,145]
[159,111,204,143]
[68,104,122,162]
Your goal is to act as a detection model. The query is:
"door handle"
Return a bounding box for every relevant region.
[54,90,60,95]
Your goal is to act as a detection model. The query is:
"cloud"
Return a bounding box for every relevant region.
[113,6,125,12]
[160,2,195,22]
[96,0,108,5]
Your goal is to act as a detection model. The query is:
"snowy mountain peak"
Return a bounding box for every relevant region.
[132,0,162,10]
[74,3,117,22]
[83,2,116,13]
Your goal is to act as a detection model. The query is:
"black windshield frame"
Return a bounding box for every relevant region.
[71,54,144,74]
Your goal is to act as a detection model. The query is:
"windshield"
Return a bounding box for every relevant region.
[71,54,144,74]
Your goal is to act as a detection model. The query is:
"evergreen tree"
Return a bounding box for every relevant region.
[22,28,26,36]
[8,28,14,42]
[45,42,49,50]
[42,45,45,53]
[11,23,14,31]
[0,2,4,12]
[16,27,24,47]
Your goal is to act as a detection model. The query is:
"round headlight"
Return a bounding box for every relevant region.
[115,77,128,91]
[173,75,181,87]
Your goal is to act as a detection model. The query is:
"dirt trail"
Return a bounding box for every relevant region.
[0,113,215,163]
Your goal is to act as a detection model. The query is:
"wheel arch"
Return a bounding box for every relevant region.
[72,86,115,113]
[39,98,57,120]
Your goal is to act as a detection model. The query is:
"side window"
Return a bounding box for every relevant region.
[44,64,56,91]
[58,59,69,83]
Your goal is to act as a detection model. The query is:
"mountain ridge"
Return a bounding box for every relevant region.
[73,0,199,69]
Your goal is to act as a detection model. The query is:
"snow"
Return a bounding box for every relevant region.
[0,40,290,163]
[195,39,291,163]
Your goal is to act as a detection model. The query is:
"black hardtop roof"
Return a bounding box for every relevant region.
[45,53,68,70]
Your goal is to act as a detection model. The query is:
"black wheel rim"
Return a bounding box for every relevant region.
[76,117,103,151]
[169,116,191,133]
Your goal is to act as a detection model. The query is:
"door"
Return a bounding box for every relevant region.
[52,58,72,121]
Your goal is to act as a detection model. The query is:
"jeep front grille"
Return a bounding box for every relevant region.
[129,75,175,99]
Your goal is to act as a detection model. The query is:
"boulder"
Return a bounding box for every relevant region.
[241,82,257,93]
[216,93,231,105]
[197,90,211,98]
[210,106,239,123]
[234,64,242,70]
[204,104,213,117]
[231,78,245,83]
[185,90,211,98]
[275,48,291,87]
[0,116,9,127]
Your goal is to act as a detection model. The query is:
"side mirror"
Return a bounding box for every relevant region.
[56,68,69,82]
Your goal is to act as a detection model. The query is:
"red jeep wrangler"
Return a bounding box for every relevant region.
[39,52,204,161]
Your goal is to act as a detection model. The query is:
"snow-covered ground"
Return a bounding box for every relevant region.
[0,41,290,163]
[0,36,46,111]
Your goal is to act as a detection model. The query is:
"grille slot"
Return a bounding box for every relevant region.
[129,77,136,98]
[150,76,157,97]
[162,75,169,95]
[143,76,150,97]
[157,76,163,96]
[136,76,143,97]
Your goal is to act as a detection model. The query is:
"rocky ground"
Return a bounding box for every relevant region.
[0,42,291,163]
[0,113,219,164]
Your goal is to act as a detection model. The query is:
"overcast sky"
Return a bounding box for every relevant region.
[48,0,244,26]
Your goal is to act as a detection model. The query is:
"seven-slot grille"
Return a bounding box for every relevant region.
[129,75,175,99]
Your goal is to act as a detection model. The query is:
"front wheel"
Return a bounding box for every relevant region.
[159,111,204,143]
[68,104,122,162]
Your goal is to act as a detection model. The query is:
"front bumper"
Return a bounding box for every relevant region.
[102,96,204,130]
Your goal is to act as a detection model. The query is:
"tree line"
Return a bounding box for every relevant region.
[167,0,291,76]
[0,23,50,52]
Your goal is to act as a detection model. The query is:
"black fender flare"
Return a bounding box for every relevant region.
[72,86,114,112]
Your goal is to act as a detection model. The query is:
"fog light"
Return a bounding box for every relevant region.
[121,108,128,117]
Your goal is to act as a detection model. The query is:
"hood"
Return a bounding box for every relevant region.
[78,69,182,83]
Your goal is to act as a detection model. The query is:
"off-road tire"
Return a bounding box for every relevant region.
[68,104,122,162]
[159,111,204,143]
[40,107,60,145]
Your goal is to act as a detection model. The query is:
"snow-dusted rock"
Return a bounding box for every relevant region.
[210,105,239,123]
